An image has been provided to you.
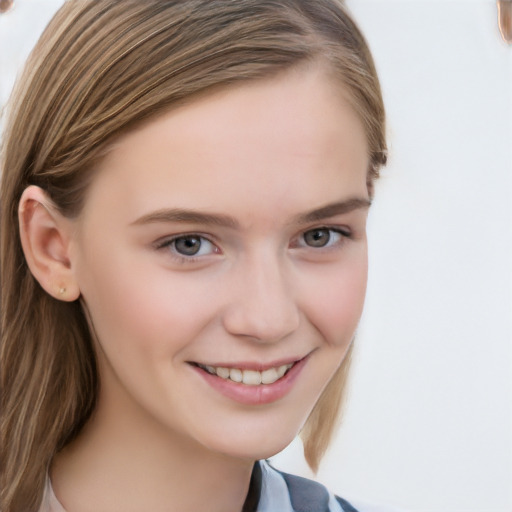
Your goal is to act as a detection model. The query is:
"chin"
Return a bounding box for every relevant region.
[195,418,304,462]
[217,437,295,462]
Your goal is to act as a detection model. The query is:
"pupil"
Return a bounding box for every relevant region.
[305,229,330,247]
[175,236,201,256]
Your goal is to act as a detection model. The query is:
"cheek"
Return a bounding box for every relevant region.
[302,256,368,345]
[78,253,220,359]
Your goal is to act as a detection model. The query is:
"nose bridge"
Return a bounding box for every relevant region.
[223,247,300,342]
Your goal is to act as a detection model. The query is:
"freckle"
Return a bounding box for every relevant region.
[0,0,14,13]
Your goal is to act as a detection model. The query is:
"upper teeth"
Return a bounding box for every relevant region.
[200,363,293,385]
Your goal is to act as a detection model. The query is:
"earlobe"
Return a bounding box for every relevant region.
[18,185,81,301]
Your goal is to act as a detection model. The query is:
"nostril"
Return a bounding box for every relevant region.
[222,263,300,341]
[223,303,300,343]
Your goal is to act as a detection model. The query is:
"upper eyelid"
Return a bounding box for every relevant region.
[153,232,218,248]
[152,224,353,250]
[290,226,352,251]
[153,234,221,262]
[299,225,352,237]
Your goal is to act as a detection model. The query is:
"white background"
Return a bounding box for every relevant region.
[1,2,510,512]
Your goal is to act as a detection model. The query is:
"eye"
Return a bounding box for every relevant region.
[157,234,219,258]
[300,227,350,248]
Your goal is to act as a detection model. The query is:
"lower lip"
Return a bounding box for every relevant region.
[191,357,308,405]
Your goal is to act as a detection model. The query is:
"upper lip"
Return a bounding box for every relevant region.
[189,353,311,371]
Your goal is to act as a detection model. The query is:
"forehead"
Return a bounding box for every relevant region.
[83,65,369,224]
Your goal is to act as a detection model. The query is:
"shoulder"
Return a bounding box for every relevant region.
[257,461,398,512]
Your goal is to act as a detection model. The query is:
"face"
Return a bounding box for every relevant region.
[69,65,370,461]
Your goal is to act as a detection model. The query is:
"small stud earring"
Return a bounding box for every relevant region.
[59,287,66,295]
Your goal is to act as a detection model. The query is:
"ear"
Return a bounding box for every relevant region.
[18,185,80,301]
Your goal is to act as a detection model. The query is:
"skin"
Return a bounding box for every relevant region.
[21,64,370,512]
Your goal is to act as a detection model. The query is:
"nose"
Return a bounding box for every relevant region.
[222,254,300,343]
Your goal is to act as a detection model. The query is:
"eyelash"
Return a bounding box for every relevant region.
[154,226,352,263]
[154,234,220,264]
[292,226,352,250]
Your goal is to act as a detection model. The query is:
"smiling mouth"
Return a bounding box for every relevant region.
[191,362,296,386]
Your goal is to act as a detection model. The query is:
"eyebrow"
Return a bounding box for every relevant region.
[295,197,371,224]
[131,209,240,229]
[130,197,371,229]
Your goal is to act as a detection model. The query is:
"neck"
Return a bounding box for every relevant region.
[51,378,254,512]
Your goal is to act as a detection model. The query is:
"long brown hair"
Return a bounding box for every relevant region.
[0,1,386,509]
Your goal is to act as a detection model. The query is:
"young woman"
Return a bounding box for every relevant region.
[0,1,387,511]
